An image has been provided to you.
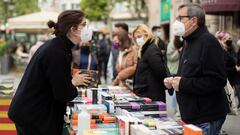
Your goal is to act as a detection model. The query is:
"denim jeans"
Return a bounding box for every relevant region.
[195,117,226,135]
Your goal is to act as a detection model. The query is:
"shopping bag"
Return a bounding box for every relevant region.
[224,79,238,115]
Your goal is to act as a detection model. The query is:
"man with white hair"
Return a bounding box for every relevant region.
[164,3,228,135]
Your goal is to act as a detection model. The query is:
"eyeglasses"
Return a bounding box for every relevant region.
[176,16,192,21]
[80,22,87,27]
[77,22,87,30]
[77,26,88,31]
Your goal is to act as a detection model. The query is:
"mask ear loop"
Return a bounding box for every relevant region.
[184,16,196,35]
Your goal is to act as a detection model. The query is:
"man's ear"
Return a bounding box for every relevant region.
[192,17,198,26]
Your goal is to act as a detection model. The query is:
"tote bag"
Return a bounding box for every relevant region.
[224,79,238,115]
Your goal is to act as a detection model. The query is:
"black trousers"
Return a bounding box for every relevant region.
[15,124,42,135]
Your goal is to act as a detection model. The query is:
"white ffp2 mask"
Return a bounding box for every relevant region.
[156,32,161,38]
[136,37,145,46]
[80,26,93,42]
[172,20,185,36]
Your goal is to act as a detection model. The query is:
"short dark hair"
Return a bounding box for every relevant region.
[178,3,206,27]
[114,23,129,32]
[151,26,161,32]
[47,10,85,37]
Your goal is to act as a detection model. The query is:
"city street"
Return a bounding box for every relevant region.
[1,70,240,135]
[0,0,239,135]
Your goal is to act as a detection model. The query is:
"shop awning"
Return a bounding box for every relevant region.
[201,0,240,14]
[8,11,59,32]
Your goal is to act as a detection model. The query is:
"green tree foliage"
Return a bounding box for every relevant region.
[13,0,39,16]
[0,40,6,56]
[80,0,110,21]
[0,1,9,24]
[0,0,39,24]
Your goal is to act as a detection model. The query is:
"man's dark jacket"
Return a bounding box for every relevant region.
[177,26,229,124]
[8,36,78,134]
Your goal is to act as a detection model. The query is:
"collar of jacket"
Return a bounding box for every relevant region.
[183,26,208,41]
[140,38,155,55]
[60,36,75,52]
[137,38,155,58]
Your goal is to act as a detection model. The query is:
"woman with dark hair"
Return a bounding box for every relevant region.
[8,10,90,135]
[111,30,138,86]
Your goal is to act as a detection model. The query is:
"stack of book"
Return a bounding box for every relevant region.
[0,79,14,96]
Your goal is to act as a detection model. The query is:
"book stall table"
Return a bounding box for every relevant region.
[66,86,201,135]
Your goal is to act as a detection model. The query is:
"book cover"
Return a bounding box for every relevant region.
[184,124,202,135]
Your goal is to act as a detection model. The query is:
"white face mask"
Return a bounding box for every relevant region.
[136,37,145,46]
[80,26,93,42]
[237,40,240,47]
[172,20,185,36]
[98,34,103,40]
[156,32,161,38]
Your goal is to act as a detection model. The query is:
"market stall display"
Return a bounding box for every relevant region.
[65,86,194,135]
[0,79,16,135]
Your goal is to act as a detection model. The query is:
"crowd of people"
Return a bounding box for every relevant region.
[7,3,240,135]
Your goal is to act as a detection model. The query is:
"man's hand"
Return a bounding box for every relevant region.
[172,76,181,91]
[236,66,240,72]
[164,77,173,89]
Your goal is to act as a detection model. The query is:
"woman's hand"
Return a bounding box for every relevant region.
[72,72,91,86]
[112,76,120,86]
[164,77,173,89]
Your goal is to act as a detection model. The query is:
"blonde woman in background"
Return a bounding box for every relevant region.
[132,24,168,102]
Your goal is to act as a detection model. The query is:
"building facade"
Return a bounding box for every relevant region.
[201,0,240,40]
[38,0,60,12]
[147,0,240,43]
[110,1,146,32]
[38,0,81,12]
[59,0,80,11]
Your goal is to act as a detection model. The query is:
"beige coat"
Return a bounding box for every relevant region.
[112,45,138,85]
